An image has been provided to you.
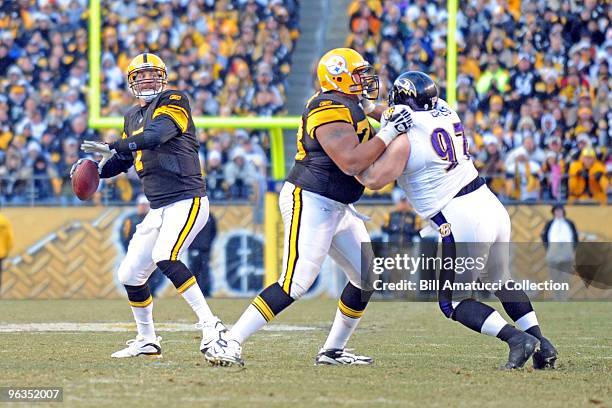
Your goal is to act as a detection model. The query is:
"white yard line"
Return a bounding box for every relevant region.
[0,322,320,333]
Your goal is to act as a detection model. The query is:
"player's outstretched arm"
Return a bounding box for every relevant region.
[108,116,179,154]
[356,134,410,190]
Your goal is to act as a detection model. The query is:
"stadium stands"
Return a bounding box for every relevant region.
[347,0,610,203]
[0,0,299,205]
[0,0,609,205]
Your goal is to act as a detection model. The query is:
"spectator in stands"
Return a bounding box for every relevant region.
[66,115,95,142]
[475,136,506,196]
[568,147,608,204]
[224,147,257,200]
[245,63,284,116]
[505,147,541,202]
[541,151,564,201]
[206,150,226,201]
[32,155,60,203]
[0,147,31,205]
[1,0,300,205]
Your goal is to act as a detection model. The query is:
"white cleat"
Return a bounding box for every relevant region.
[111,335,162,358]
[196,317,228,354]
[204,338,244,367]
[314,348,373,365]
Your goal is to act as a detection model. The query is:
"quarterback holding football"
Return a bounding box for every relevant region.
[71,53,225,358]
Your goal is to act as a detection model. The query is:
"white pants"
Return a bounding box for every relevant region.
[431,185,511,243]
[117,196,209,286]
[429,185,512,312]
[278,182,371,299]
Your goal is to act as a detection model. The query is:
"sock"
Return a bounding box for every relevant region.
[323,282,372,350]
[480,310,510,337]
[229,283,294,343]
[181,284,215,323]
[229,305,268,344]
[131,304,156,340]
[157,260,214,323]
[495,286,542,337]
[452,299,511,338]
[125,284,156,340]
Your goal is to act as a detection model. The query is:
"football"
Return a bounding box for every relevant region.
[71,159,100,200]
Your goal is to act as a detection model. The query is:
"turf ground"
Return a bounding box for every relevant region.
[0,299,610,407]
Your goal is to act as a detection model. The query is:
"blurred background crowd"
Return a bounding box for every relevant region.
[0,0,299,205]
[349,0,610,203]
[0,0,610,206]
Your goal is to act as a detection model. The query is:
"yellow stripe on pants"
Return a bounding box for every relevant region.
[170,197,201,261]
[282,187,302,295]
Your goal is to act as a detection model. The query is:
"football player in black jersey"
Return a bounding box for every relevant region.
[205,48,413,367]
[76,53,226,359]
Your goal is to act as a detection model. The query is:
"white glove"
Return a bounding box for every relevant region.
[81,141,116,172]
[375,105,413,146]
[361,98,376,114]
[69,158,86,178]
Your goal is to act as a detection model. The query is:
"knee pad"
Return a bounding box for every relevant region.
[157,260,196,292]
[252,283,294,322]
[124,284,152,307]
[338,282,372,319]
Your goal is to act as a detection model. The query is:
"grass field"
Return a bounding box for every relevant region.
[0,298,610,407]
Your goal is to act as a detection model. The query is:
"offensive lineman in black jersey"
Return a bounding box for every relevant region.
[205,48,413,366]
[75,53,225,358]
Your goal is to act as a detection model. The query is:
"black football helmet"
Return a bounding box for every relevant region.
[389,71,439,111]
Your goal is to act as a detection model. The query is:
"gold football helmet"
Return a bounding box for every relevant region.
[127,53,168,101]
[316,48,379,100]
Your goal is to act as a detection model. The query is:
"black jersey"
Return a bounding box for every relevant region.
[286,91,373,204]
[120,90,206,208]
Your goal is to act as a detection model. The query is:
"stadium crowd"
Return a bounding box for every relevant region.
[348,0,610,203]
[1,0,610,206]
[0,0,299,205]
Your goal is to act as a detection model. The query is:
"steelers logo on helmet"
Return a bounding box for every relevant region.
[316,48,379,100]
[325,55,349,76]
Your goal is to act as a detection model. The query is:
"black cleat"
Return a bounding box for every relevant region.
[532,337,557,369]
[503,332,539,370]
